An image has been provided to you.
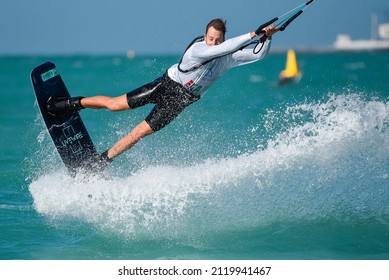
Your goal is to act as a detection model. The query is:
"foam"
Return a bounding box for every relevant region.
[29,93,389,238]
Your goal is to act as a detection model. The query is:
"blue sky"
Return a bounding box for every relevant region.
[0,0,388,55]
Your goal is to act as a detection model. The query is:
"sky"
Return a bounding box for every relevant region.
[0,0,388,55]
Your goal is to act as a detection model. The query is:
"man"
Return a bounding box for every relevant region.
[47,19,278,169]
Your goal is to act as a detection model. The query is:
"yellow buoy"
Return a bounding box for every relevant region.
[279,49,301,85]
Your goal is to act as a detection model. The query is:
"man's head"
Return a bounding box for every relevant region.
[204,18,227,46]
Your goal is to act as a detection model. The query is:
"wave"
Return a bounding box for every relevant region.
[29,93,389,240]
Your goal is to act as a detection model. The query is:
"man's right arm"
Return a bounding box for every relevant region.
[191,33,254,61]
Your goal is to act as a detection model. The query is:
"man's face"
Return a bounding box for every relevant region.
[204,26,224,46]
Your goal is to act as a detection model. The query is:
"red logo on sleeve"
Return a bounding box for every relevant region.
[184,80,194,88]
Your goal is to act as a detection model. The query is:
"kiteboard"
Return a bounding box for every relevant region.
[31,61,98,175]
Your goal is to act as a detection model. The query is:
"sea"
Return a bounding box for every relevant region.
[0,51,388,260]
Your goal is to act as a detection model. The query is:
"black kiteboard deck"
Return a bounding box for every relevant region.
[31,61,98,175]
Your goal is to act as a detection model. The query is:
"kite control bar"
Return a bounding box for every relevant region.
[255,0,314,36]
[250,0,314,53]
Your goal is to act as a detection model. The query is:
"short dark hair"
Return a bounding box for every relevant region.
[206,18,227,37]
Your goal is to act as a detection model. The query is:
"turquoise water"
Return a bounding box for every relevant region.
[0,52,388,259]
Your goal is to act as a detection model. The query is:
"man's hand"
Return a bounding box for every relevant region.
[250,24,278,39]
[262,24,278,37]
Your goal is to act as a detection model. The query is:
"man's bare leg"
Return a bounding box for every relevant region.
[107,120,154,159]
[80,95,154,160]
[81,94,130,111]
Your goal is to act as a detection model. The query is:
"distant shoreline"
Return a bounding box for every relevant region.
[1,46,389,57]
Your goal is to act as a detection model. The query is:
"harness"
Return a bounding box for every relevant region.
[177,36,263,74]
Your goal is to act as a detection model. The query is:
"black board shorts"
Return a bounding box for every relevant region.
[126,72,200,132]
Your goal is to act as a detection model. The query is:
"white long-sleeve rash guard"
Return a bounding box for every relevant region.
[168,32,272,97]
